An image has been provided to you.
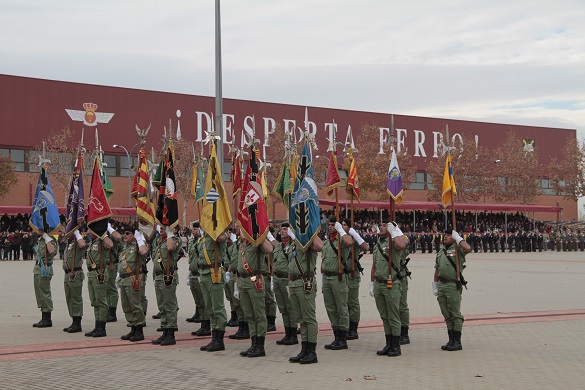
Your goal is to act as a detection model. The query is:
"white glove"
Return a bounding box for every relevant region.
[286,285,290,297]
[165,226,174,238]
[115,273,121,289]
[334,222,346,237]
[287,227,296,240]
[73,230,83,241]
[267,232,276,242]
[233,281,240,300]
[452,230,464,244]
[432,281,438,296]
[348,228,365,245]
[42,233,53,244]
[369,281,375,297]
[107,223,115,234]
[270,276,274,291]
[225,271,232,283]
[186,271,191,286]
[388,222,399,238]
[396,227,404,236]
[230,233,237,243]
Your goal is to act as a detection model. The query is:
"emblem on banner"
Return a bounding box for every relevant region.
[65,102,115,127]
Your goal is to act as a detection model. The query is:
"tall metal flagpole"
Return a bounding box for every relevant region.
[215,0,224,175]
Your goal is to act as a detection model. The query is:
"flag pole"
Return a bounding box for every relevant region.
[446,124,461,284]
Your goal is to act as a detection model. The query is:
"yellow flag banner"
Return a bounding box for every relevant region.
[441,155,457,207]
[201,144,232,241]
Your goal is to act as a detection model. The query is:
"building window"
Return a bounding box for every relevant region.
[0,148,27,172]
[409,171,427,190]
[102,155,116,177]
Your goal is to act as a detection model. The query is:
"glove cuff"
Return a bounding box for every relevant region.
[42,233,52,243]
[73,230,82,241]
[107,223,115,234]
[267,232,275,242]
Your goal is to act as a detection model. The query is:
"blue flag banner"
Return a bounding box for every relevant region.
[30,165,61,235]
[65,152,85,237]
[289,142,320,251]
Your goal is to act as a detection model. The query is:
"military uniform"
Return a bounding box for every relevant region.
[272,236,297,345]
[85,236,112,337]
[187,235,208,333]
[197,234,228,352]
[33,236,57,328]
[321,235,350,350]
[435,240,468,351]
[372,234,404,356]
[151,232,181,346]
[224,238,238,327]
[62,237,85,333]
[398,242,411,345]
[226,236,249,340]
[118,236,147,341]
[288,246,319,364]
[238,240,270,357]
[105,239,121,322]
[345,241,362,340]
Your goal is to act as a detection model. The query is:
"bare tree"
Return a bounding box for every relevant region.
[172,137,197,227]
[0,156,18,200]
[492,129,542,204]
[547,136,585,201]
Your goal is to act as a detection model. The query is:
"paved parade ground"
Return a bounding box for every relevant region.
[0,250,584,389]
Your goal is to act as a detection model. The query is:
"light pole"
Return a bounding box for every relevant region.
[113,143,139,207]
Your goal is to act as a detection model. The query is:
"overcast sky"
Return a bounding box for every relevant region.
[2,0,584,214]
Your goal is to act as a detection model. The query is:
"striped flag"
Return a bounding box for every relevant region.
[346,154,360,202]
[133,147,155,236]
[442,155,457,207]
[386,149,403,204]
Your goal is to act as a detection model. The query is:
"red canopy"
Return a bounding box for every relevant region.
[319,199,562,213]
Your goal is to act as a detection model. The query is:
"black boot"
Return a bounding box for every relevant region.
[121,326,136,340]
[106,307,117,322]
[346,321,359,340]
[267,315,277,332]
[299,342,318,364]
[152,329,168,345]
[400,326,410,345]
[276,326,289,345]
[186,307,198,322]
[240,335,256,356]
[330,329,348,350]
[66,316,82,333]
[227,311,238,327]
[283,326,299,345]
[200,329,216,351]
[233,322,250,340]
[35,312,52,328]
[247,335,266,357]
[289,341,308,363]
[152,311,161,319]
[161,329,176,346]
[444,330,462,351]
[92,321,107,337]
[85,320,99,337]
[192,307,203,323]
[206,330,225,352]
[192,319,211,336]
[387,335,401,357]
[229,321,244,339]
[376,334,392,355]
[441,329,454,350]
[324,329,338,349]
[129,325,144,342]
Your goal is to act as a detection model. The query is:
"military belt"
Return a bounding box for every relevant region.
[273,271,288,278]
[65,267,83,274]
[120,272,133,278]
[155,270,175,276]
[290,272,314,281]
[322,271,342,277]
[238,271,268,278]
[438,276,456,283]
[198,264,218,270]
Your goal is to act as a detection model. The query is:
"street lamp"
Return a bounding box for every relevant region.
[113,143,139,207]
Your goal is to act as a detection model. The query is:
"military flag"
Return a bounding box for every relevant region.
[133,147,156,237]
[238,144,269,247]
[324,151,341,199]
[87,157,112,238]
[230,153,242,199]
[30,165,61,235]
[386,149,403,204]
[346,153,360,202]
[289,142,320,251]
[201,143,232,240]
[64,150,86,238]
[191,161,206,203]
[155,143,179,230]
[442,154,457,207]
[273,161,292,208]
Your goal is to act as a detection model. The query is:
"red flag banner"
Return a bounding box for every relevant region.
[325,151,341,199]
[87,157,112,238]
[346,154,360,202]
[237,145,269,247]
